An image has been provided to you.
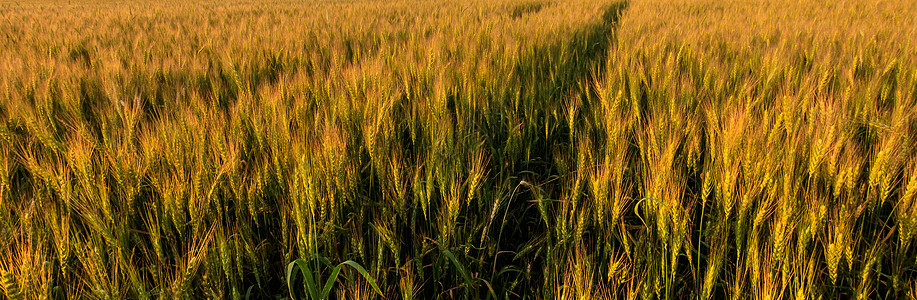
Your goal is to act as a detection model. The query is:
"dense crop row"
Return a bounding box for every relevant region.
[0,0,915,299]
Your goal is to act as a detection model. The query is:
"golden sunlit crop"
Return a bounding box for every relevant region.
[0,0,914,299]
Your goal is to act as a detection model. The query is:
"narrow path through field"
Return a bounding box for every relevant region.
[488,1,630,296]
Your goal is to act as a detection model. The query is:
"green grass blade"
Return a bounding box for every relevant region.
[287,259,319,300]
[439,247,474,293]
[320,264,344,299]
[339,260,383,297]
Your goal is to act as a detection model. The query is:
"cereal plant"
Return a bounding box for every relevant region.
[0,0,914,299]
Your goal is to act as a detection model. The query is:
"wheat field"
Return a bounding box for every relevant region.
[1,0,915,299]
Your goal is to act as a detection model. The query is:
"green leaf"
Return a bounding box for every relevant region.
[440,247,474,292]
[439,247,498,299]
[320,264,344,299]
[339,260,384,297]
[286,259,319,300]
